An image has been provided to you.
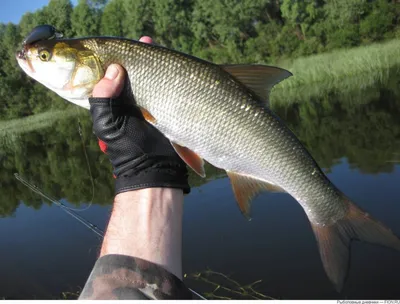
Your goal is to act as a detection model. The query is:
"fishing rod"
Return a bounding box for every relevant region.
[14,172,206,300]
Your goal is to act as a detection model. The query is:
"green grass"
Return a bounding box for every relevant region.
[270,39,400,105]
[185,269,273,300]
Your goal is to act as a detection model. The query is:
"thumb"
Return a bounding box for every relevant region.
[92,64,126,98]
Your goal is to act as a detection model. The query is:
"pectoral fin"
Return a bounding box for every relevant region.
[220,64,292,102]
[172,142,206,178]
[227,171,285,219]
[138,106,156,123]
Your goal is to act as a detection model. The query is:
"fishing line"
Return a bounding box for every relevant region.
[14,173,104,238]
[61,110,95,212]
[14,172,207,300]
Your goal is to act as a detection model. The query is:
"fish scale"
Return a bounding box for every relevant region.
[17,29,400,292]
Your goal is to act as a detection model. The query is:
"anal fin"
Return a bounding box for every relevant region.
[171,142,205,178]
[226,171,285,220]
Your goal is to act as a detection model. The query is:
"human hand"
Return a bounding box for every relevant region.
[89,37,190,195]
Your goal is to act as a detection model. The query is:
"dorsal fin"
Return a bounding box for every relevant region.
[226,171,285,220]
[220,64,292,101]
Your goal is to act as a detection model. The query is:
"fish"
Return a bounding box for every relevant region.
[16,25,400,292]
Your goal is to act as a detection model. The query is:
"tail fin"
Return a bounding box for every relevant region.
[311,200,400,292]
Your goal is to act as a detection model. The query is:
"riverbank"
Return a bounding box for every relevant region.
[271,39,400,105]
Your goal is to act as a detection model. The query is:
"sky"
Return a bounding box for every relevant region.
[0,0,78,24]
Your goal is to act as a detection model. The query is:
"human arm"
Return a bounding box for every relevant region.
[79,189,189,300]
[101,188,184,279]
[78,37,192,300]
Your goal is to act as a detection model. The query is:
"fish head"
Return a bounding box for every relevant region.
[16,37,103,109]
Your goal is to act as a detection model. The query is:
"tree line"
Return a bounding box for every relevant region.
[0,0,399,120]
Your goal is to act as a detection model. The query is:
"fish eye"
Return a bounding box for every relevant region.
[39,49,52,62]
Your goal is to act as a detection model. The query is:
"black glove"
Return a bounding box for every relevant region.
[89,97,190,195]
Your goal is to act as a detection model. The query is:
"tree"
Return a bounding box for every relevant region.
[122,0,155,39]
[100,0,125,36]
[281,0,322,40]
[152,0,195,52]
[191,0,271,63]
[44,0,74,37]
[323,0,368,48]
[359,0,396,41]
[71,0,101,36]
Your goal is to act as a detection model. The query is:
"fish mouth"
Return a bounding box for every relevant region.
[16,49,35,74]
[16,49,26,60]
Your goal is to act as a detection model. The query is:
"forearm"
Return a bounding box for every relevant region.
[81,59,191,299]
[100,188,184,279]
